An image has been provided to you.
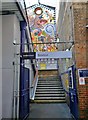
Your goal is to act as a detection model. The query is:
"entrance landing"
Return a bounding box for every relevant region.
[28,103,74,119]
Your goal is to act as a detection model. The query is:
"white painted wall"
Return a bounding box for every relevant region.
[2,14,20,118]
[2,13,35,118]
[0,14,2,120]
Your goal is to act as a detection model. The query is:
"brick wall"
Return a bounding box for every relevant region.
[38,70,58,78]
[73,2,88,118]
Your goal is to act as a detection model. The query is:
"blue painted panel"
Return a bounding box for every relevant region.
[78,69,88,78]
[20,67,30,119]
[68,65,79,120]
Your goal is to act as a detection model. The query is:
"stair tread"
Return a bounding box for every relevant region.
[36,91,64,93]
[37,84,61,86]
[36,89,64,91]
[34,75,65,103]
[38,83,61,84]
[35,94,65,97]
[37,86,63,88]
[36,89,63,90]
[39,79,60,80]
[33,99,66,103]
[38,81,60,83]
[38,82,61,84]
[35,97,65,99]
[38,80,60,81]
[37,83,62,86]
[37,87,63,89]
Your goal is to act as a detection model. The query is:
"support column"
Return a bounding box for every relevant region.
[19,21,27,119]
[20,21,27,54]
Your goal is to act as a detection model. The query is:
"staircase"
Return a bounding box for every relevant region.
[34,75,66,103]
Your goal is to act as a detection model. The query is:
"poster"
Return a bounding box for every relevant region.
[79,77,85,85]
[40,63,46,70]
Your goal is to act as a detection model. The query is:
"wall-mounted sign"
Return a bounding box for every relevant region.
[22,51,72,59]
[38,63,57,70]
[22,52,36,59]
[40,63,46,70]
[68,67,74,89]
[36,51,72,59]
[46,63,57,69]
[79,77,85,85]
[37,58,58,70]
[78,69,88,78]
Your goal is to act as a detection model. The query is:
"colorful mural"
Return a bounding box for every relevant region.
[27,4,57,52]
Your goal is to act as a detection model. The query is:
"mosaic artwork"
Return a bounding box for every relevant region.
[27,4,57,52]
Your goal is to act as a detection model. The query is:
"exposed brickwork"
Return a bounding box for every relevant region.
[73,2,88,119]
[75,42,87,68]
[38,70,58,78]
[58,2,88,119]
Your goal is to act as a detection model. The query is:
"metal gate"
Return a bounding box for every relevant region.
[19,66,30,119]
[68,65,78,119]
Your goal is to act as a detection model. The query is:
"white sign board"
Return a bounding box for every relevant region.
[46,63,57,70]
[36,51,72,59]
[79,77,85,85]
[38,63,57,70]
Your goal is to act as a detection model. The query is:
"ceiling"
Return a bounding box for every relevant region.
[1,1,27,21]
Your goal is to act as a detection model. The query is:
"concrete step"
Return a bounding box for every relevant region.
[36,89,64,91]
[37,85,61,87]
[38,81,61,83]
[36,91,64,94]
[34,76,65,103]
[37,83,61,85]
[35,96,66,100]
[38,82,62,84]
[35,94,65,97]
[38,79,59,81]
[38,78,58,79]
[38,81,60,83]
[38,82,61,84]
[38,80,59,82]
[39,78,58,79]
[33,99,66,103]
[37,86,63,89]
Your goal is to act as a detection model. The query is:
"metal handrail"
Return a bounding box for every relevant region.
[60,70,69,93]
[31,68,38,100]
[13,41,74,45]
